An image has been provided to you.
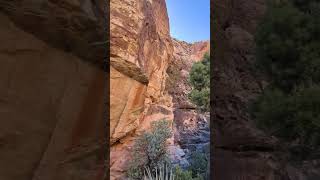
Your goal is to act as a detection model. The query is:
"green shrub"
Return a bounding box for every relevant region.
[188,152,208,178]
[173,166,193,180]
[174,166,203,180]
[188,52,210,112]
[127,120,172,179]
[253,0,320,161]
[255,0,320,91]
[189,63,209,91]
[251,86,320,154]
[188,88,210,111]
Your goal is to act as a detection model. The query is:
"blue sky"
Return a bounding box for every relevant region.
[166,0,210,43]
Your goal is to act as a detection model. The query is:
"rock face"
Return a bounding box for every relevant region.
[0,0,106,66]
[212,0,320,179]
[110,0,174,179]
[190,41,210,62]
[0,1,106,180]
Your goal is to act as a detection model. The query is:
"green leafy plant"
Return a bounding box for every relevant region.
[127,119,172,179]
[255,0,320,92]
[188,152,208,178]
[251,86,320,147]
[188,88,210,111]
[188,52,210,112]
[251,86,320,160]
[175,166,204,180]
[173,166,193,180]
[252,0,320,161]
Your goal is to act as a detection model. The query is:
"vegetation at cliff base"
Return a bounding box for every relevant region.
[127,119,204,179]
[251,87,320,147]
[188,53,210,112]
[189,151,208,178]
[127,119,172,179]
[253,0,320,160]
[142,165,204,180]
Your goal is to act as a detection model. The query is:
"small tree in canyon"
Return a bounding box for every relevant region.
[188,52,210,112]
[127,119,172,179]
[255,0,320,92]
[253,0,320,160]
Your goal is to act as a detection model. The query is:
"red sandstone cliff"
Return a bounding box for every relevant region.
[110,0,174,179]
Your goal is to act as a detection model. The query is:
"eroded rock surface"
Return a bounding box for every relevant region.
[0,0,107,179]
[0,0,107,66]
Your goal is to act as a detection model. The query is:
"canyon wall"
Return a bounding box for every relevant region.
[110,0,174,179]
[109,0,211,178]
[0,0,106,180]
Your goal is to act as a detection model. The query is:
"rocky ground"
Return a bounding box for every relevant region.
[169,110,210,169]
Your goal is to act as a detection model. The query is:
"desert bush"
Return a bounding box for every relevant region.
[188,152,208,178]
[173,166,193,180]
[188,88,210,111]
[253,0,320,161]
[255,0,320,91]
[251,86,320,156]
[189,63,209,91]
[188,52,210,112]
[127,119,172,179]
